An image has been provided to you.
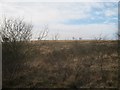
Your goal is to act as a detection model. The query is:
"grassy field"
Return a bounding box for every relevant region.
[2,40,118,88]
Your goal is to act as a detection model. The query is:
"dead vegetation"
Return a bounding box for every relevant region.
[2,40,118,88]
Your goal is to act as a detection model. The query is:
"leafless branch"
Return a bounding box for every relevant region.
[38,25,49,40]
[0,17,32,42]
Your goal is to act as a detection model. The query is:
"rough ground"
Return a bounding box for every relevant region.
[2,40,118,88]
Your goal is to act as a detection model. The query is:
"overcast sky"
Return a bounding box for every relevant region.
[0,0,118,40]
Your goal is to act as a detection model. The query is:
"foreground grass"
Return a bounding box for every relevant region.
[3,40,118,88]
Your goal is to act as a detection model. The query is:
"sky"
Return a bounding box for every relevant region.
[0,0,119,40]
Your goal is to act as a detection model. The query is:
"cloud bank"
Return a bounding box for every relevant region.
[0,1,118,40]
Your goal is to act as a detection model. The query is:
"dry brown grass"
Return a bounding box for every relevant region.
[2,40,118,88]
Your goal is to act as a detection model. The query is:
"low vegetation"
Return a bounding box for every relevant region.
[2,40,118,88]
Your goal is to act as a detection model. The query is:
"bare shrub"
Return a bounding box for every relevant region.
[52,33,60,40]
[0,17,33,61]
[38,25,48,40]
[0,17,33,88]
